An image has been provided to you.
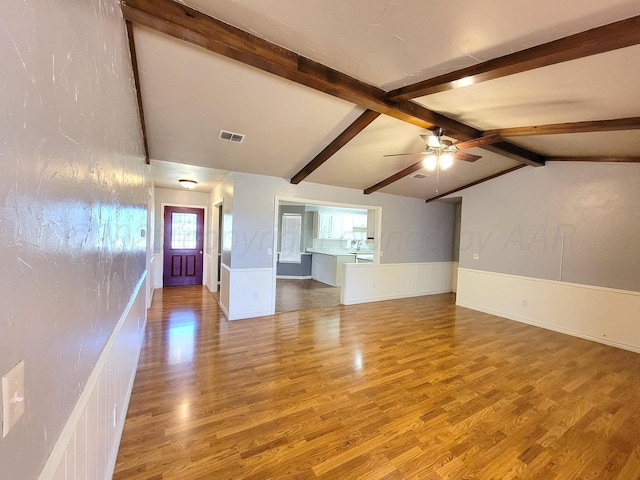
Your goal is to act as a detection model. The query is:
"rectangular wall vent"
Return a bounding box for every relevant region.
[218,130,246,143]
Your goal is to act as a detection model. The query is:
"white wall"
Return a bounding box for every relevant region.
[0,0,151,478]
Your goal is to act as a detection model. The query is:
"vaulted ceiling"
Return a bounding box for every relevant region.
[122,0,640,201]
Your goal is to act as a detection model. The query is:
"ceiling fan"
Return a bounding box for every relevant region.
[384,128,503,171]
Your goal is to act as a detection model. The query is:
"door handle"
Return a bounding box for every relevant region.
[199,251,203,254]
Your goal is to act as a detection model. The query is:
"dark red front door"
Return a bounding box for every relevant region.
[163,206,204,287]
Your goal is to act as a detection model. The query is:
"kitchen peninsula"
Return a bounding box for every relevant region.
[310,251,356,287]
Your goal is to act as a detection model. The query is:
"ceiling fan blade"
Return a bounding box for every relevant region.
[455,134,503,150]
[454,151,482,162]
[383,151,427,158]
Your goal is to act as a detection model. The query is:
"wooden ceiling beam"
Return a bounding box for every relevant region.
[424,165,527,203]
[291,110,380,184]
[546,156,640,163]
[388,15,640,101]
[364,160,426,195]
[485,117,640,137]
[126,20,150,164]
[121,0,544,170]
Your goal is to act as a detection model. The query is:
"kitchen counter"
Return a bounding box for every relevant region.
[310,252,357,286]
[307,248,373,256]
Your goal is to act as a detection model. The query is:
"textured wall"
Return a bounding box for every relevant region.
[0,1,150,478]
[454,162,640,292]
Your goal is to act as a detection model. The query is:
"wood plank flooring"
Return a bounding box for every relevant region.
[113,286,640,479]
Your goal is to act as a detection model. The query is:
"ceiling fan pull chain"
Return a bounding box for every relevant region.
[435,152,440,195]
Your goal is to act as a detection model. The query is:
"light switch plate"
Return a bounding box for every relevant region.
[2,360,25,438]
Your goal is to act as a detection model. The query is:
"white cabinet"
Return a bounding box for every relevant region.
[329,215,343,239]
[316,212,331,238]
[353,214,367,228]
[367,210,376,239]
[331,215,355,239]
[314,212,358,239]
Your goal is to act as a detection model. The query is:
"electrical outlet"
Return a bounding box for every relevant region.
[472,253,480,260]
[2,360,25,438]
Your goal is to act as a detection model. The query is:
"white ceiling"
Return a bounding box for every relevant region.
[131,0,640,200]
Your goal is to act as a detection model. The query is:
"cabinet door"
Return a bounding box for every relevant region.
[367,210,376,239]
[330,215,343,238]
[317,213,331,238]
[353,214,367,228]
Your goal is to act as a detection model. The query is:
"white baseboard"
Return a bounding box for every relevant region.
[341,262,453,305]
[456,268,640,353]
[276,275,312,280]
[38,273,148,480]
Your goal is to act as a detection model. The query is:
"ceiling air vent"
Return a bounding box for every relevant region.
[218,130,246,143]
[413,173,427,179]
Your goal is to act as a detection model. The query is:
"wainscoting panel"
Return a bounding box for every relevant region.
[153,253,163,289]
[341,262,453,305]
[456,268,640,353]
[219,264,231,318]
[39,274,148,480]
[228,267,274,320]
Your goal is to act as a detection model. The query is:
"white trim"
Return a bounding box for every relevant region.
[219,263,231,318]
[147,255,155,307]
[276,275,312,280]
[456,268,640,353]
[341,262,453,305]
[210,199,224,292]
[153,253,163,288]
[38,273,148,480]
[451,261,459,293]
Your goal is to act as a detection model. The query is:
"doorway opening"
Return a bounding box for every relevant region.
[273,197,381,314]
[216,203,223,289]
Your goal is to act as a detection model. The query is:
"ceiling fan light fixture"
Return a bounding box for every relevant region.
[440,153,454,170]
[423,155,437,171]
[179,179,198,189]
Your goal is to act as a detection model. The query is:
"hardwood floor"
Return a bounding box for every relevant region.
[114,286,640,479]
